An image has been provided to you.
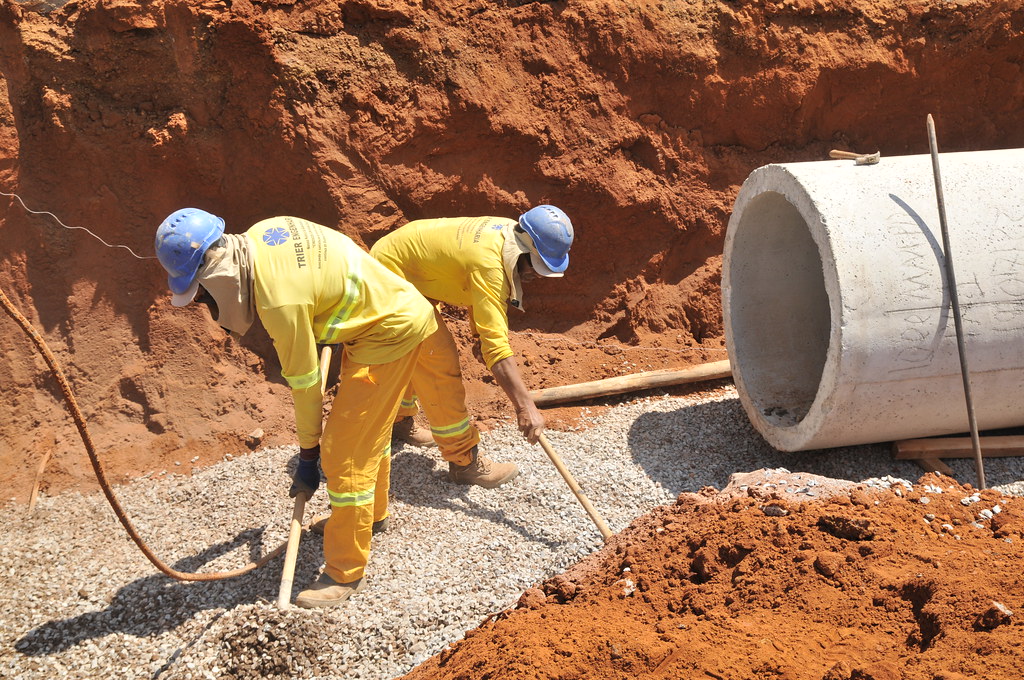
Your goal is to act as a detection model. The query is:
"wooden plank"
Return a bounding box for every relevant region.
[27,430,56,516]
[894,435,1024,460]
[913,457,955,476]
[27,448,53,516]
[529,359,732,407]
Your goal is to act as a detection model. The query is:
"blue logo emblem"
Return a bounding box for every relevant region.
[263,226,290,246]
[491,224,503,230]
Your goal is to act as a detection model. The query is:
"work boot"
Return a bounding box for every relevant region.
[310,516,389,536]
[294,573,365,609]
[392,417,436,448]
[447,447,519,488]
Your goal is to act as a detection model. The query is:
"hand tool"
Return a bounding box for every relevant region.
[829,149,881,165]
[538,432,613,541]
[277,344,333,608]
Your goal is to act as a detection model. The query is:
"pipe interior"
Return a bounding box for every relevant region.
[728,191,831,427]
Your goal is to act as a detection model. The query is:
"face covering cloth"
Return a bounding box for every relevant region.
[195,233,256,336]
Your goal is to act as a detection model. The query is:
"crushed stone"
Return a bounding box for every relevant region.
[3,385,1024,679]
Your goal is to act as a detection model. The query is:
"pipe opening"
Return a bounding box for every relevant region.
[727,191,831,427]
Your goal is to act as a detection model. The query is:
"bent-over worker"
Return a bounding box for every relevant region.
[371,204,574,488]
[155,209,436,608]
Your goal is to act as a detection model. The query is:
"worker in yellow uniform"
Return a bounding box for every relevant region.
[371,205,574,488]
[155,209,436,608]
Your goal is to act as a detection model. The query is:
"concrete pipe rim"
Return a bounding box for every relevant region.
[723,165,840,451]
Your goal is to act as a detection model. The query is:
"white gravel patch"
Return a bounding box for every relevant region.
[3,385,1023,679]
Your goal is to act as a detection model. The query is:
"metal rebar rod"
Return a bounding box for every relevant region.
[926,114,986,489]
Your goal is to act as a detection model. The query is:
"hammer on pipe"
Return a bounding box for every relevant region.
[829,149,881,165]
[925,114,986,489]
[538,432,613,542]
[277,344,333,609]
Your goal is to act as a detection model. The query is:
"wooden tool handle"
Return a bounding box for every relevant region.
[829,149,860,160]
[276,492,308,609]
[277,345,333,608]
[319,345,332,393]
[538,433,613,541]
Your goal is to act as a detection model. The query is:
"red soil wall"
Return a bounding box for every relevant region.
[1,0,1023,499]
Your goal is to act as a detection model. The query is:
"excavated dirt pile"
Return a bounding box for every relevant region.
[402,472,1024,680]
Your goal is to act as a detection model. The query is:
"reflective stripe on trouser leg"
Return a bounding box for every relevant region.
[396,387,419,420]
[375,443,391,525]
[320,347,419,583]
[411,310,480,466]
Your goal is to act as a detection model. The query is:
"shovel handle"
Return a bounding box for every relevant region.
[277,346,333,608]
[538,432,613,541]
[276,492,308,609]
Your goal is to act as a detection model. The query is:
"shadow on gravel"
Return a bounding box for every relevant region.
[387,446,570,551]
[15,527,287,656]
[627,398,927,497]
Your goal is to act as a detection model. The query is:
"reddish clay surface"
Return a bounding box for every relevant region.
[2,1,1024,676]
[3,0,1021,499]
[402,472,1024,680]
[0,0,742,499]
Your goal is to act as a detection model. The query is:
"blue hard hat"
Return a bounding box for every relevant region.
[154,208,225,294]
[518,205,573,273]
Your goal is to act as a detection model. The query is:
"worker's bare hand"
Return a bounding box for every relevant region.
[517,404,545,445]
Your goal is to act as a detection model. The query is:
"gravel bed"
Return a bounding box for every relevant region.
[3,385,1024,679]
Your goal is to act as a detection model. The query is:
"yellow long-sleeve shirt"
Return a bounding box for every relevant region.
[370,216,515,369]
[249,217,437,448]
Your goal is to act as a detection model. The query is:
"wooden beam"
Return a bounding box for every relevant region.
[528,359,731,407]
[27,430,55,516]
[27,448,53,516]
[894,435,1024,460]
[912,457,955,476]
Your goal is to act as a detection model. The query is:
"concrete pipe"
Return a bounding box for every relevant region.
[722,148,1024,451]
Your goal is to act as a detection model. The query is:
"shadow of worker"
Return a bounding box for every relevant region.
[385,445,569,551]
[16,525,288,656]
[627,397,919,497]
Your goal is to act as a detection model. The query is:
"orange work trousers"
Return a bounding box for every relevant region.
[320,346,420,584]
[397,309,480,466]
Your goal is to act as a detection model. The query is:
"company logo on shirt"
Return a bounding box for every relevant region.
[262,226,290,246]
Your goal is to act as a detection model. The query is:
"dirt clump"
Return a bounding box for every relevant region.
[401,472,1024,680]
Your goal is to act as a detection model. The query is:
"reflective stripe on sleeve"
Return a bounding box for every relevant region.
[284,367,320,390]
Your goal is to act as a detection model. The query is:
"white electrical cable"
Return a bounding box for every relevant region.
[1,187,727,357]
[1,188,156,260]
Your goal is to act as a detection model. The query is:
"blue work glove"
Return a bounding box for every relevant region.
[289,445,321,498]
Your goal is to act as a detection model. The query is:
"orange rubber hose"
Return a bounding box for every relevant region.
[0,283,288,581]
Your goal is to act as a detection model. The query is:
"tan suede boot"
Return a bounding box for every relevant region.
[392,417,436,448]
[447,447,520,488]
[295,573,365,609]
